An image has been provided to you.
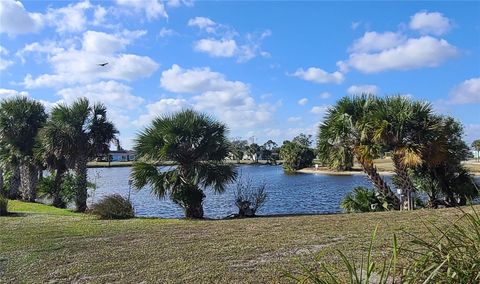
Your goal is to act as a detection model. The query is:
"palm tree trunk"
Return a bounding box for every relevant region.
[185,203,204,218]
[19,162,38,202]
[74,156,89,212]
[52,168,66,208]
[0,165,3,193]
[392,154,416,210]
[8,165,20,199]
[356,154,400,210]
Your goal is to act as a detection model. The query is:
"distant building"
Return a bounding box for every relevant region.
[109,150,136,162]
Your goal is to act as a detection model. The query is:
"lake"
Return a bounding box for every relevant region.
[86,165,381,219]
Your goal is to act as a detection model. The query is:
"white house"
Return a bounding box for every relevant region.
[109,150,136,162]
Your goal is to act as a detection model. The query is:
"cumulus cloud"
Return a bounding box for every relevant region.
[291,67,344,84]
[298,98,308,105]
[448,77,480,104]
[194,38,238,57]
[0,88,29,98]
[347,84,379,95]
[115,0,168,20]
[409,11,452,36]
[22,30,158,88]
[44,0,92,33]
[310,105,329,115]
[160,64,275,128]
[0,46,14,70]
[135,98,190,126]
[188,17,270,62]
[287,116,302,123]
[0,0,43,35]
[341,36,457,73]
[349,31,406,53]
[320,92,331,99]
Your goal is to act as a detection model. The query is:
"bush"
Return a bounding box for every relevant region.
[38,173,77,208]
[341,187,386,213]
[0,193,8,216]
[284,208,480,283]
[234,178,267,217]
[90,194,135,219]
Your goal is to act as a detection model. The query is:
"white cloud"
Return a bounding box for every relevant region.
[448,77,480,104]
[135,98,190,126]
[115,0,168,20]
[92,5,107,26]
[188,17,217,33]
[194,38,238,58]
[287,116,302,123]
[0,88,29,98]
[410,11,452,36]
[350,31,406,53]
[310,105,329,115]
[298,98,308,106]
[160,64,275,128]
[464,124,480,144]
[0,0,43,35]
[342,36,457,73]
[22,30,158,88]
[167,0,194,8]
[44,0,92,33]
[292,67,344,84]
[0,46,14,70]
[158,27,177,37]
[347,84,379,95]
[320,92,331,99]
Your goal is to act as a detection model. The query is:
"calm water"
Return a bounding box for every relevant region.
[87,165,380,219]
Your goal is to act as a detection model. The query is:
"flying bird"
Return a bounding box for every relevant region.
[97,62,109,66]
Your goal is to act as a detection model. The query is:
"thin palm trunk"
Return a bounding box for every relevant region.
[8,165,20,199]
[52,168,66,208]
[392,154,416,210]
[74,156,89,212]
[19,162,38,202]
[356,153,400,210]
[0,166,3,192]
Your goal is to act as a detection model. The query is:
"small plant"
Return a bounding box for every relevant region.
[341,187,387,213]
[90,194,135,219]
[38,173,77,208]
[234,177,267,217]
[0,193,8,216]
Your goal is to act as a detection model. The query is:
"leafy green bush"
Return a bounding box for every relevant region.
[38,173,77,208]
[341,187,387,213]
[284,208,480,283]
[0,193,8,216]
[90,194,135,219]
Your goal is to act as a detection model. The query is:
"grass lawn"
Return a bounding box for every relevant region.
[0,201,476,283]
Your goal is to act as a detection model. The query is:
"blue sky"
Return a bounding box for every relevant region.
[1,0,479,149]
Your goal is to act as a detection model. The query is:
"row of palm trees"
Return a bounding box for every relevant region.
[0,97,117,212]
[318,95,476,210]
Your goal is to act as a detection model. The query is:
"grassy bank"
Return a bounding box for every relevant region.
[1,201,476,283]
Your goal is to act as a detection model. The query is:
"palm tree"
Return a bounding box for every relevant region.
[36,113,76,208]
[50,98,117,212]
[372,96,440,210]
[0,97,47,202]
[472,139,480,162]
[131,109,237,219]
[318,95,400,209]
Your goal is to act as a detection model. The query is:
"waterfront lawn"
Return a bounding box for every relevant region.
[1,201,475,283]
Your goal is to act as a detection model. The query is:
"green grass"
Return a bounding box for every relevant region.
[1,201,477,283]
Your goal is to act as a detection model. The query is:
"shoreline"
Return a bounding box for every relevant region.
[298,167,480,176]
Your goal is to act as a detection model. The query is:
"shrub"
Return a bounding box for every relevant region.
[341,187,386,213]
[234,178,267,217]
[284,208,480,283]
[0,193,8,216]
[38,173,77,208]
[90,194,135,219]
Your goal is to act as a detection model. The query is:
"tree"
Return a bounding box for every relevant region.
[279,140,314,172]
[248,143,260,162]
[49,99,117,212]
[262,140,279,164]
[317,96,399,209]
[472,139,480,162]
[0,96,47,202]
[292,133,313,147]
[131,110,237,219]
[230,138,248,162]
[372,96,439,210]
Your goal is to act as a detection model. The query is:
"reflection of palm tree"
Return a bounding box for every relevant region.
[131,110,236,219]
[318,95,399,209]
[0,97,47,201]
